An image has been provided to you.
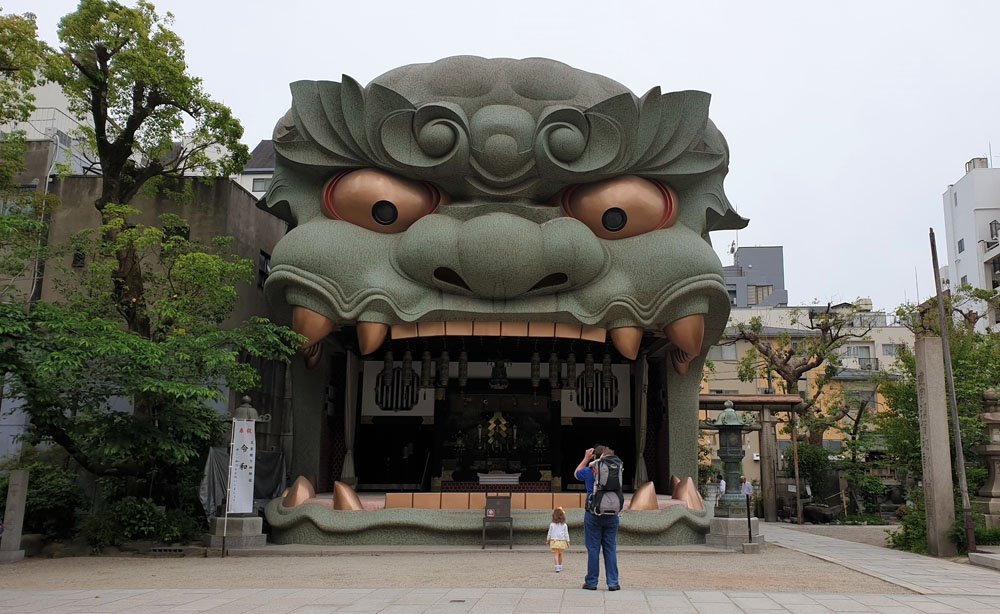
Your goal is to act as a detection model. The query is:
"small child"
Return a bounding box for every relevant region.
[546,506,570,572]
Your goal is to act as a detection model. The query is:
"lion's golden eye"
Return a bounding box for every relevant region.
[561,176,678,240]
[322,168,445,233]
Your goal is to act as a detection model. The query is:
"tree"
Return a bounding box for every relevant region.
[732,302,874,444]
[885,286,999,484]
[1,9,54,304]
[44,0,249,335]
[0,9,47,125]
[0,206,301,507]
[877,291,997,551]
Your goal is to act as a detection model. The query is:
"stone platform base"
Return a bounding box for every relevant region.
[202,516,266,549]
[706,517,764,550]
[204,534,267,549]
[969,551,1000,571]
[0,550,25,563]
[265,499,711,546]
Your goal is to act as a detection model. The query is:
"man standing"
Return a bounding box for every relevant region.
[718,477,727,503]
[574,444,622,591]
[740,475,753,497]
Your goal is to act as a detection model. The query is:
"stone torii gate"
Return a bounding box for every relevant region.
[699,394,803,522]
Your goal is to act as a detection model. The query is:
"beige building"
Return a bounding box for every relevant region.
[700,301,913,486]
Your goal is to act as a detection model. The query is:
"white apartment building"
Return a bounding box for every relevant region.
[942,157,1000,330]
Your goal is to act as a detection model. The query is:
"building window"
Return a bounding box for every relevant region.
[882,343,899,357]
[746,284,773,306]
[961,275,968,286]
[958,239,965,253]
[71,250,86,268]
[252,178,271,193]
[257,251,271,289]
[707,344,737,361]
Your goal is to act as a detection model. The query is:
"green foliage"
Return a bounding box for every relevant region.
[697,440,721,485]
[0,9,48,124]
[79,496,202,549]
[0,207,302,504]
[887,490,928,553]
[0,448,83,537]
[782,442,831,490]
[876,312,994,483]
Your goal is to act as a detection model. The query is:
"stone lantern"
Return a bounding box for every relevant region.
[714,400,749,518]
[974,389,1000,529]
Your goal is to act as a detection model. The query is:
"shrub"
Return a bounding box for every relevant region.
[887,489,928,553]
[79,496,204,549]
[782,442,831,493]
[0,449,83,537]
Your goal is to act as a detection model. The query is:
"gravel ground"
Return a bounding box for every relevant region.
[0,548,909,593]
[778,524,899,548]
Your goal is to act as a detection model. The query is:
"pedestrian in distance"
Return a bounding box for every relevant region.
[547,506,570,572]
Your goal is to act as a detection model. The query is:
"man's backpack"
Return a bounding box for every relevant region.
[589,455,624,516]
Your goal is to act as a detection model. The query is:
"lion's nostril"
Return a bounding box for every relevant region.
[433,267,471,291]
[529,273,569,292]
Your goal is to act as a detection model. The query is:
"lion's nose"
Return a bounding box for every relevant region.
[395,213,604,299]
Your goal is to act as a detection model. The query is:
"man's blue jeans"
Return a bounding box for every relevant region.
[583,511,619,588]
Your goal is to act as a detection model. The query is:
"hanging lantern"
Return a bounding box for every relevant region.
[420,351,433,388]
[458,351,469,387]
[566,352,576,383]
[401,350,414,398]
[584,352,595,389]
[382,351,394,377]
[602,353,613,390]
[530,352,541,388]
[548,352,560,388]
[438,351,450,387]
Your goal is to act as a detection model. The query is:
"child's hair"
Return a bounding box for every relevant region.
[552,506,566,523]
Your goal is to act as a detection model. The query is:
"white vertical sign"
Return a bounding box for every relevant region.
[227,419,256,514]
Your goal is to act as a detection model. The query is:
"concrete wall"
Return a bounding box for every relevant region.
[41,175,287,328]
[1,173,292,460]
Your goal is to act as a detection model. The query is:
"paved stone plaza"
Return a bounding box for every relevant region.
[0,525,998,613]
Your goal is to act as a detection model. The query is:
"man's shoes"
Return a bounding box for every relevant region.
[581,584,597,590]
[608,585,621,591]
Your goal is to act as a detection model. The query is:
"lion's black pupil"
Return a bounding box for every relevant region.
[371,200,398,225]
[602,207,627,232]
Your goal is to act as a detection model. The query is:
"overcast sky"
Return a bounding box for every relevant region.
[11,0,1000,312]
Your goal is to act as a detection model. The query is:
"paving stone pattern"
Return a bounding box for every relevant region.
[3,524,1000,612]
[764,524,1000,596]
[2,588,1000,613]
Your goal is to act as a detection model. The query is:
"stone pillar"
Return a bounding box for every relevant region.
[289,353,330,486]
[0,469,28,563]
[914,336,957,557]
[973,390,1000,529]
[665,355,706,482]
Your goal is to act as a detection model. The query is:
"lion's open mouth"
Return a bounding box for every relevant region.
[291,307,705,375]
